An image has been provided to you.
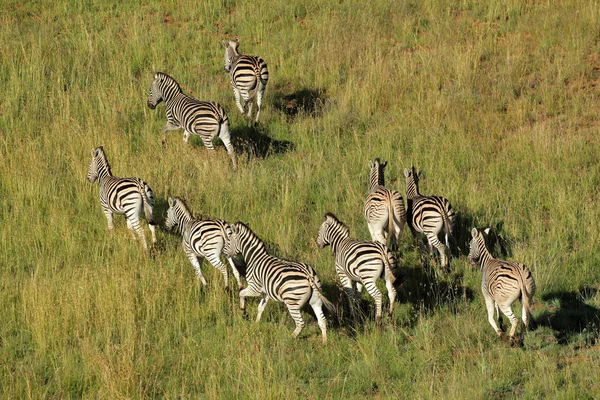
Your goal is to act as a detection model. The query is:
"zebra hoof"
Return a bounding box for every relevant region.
[242,310,249,320]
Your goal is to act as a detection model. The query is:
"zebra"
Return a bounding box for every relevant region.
[468,228,536,343]
[364,158,406,251]
[87,146,157,251]
[224,222,335,343]
[403,166,455,271]
[147,72,237,171]
[165,196,243,290]
[316,213,397,324]
[222,38,269,124]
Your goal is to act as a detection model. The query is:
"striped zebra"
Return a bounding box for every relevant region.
[165,197,242,289]
[147,72,237,171]
[224,222,335,343]
[222,38,269,123]
[468,228,536,343]
[87,146,157,250]
[364,158,406,250]
[316,213,397,324]
[403,166,455,271]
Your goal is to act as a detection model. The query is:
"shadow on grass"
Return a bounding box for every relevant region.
[536,286,600,345]
[398,264,475,315]
[232,124,295,159]
[449,208,513,259]
[271,86,327,119]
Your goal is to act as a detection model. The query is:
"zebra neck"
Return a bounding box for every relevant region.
[405,182,420,199]
[96,161,113,183]
[328,231,347,254]
[177,209,193,229]
[161,85,181,104]
[239,233,268,267]
[478,249,494,269]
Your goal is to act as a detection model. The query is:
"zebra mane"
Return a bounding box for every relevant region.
[155,72,182,93]
[94,146,113,176]
[234,221,267,251]
[172,196,194,219]
[324,212,350,236]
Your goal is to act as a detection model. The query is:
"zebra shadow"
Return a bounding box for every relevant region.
[534,286,600,346]
[271,86,327,119]
[450,207,514,259]
[397,263,475,315]
[232,125,295,159]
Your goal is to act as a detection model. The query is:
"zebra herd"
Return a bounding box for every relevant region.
[87,39,536,345]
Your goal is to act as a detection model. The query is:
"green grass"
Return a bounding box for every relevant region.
[2,0,600,397]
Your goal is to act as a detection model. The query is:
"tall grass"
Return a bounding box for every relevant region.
[2,0,600,397]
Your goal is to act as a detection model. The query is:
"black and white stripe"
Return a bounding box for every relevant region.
[364,158,406,250]
[225,222,335,343]
[403,167,455,270]
[148,72,237,170]
[222,38,269,123]
[468,228,536,342]
[165,197,242,289]
[316,213,397,323]
[87,146,157,250]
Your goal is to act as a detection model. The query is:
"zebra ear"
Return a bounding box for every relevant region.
[168,197,175,207]
[381,161,388,168]
[417,169,424,178]
[91,148,96,157]
[403,168,409,177]
[471,228,479,238]
[221,40,228,48]
[483,227,491,236]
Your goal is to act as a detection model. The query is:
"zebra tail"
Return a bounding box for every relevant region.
[139,183,156,226]
[519,272,535,330]
[309,275,337,315]
[382,246,397,285]
[387,194,396,250]
[441,209,452,250]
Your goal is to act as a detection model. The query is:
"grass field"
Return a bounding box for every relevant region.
[2,0,600,398]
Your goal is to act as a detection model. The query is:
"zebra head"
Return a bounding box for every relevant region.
[369,158,388,188]
[403,166,423,197]
[148,72,181,109]
[316,213,349,249]
[165,196,192,232]
[221,221,234,258]
[222,38,240,73]
[468,228,490,266]
[87,146,109,183]
[224,222,244,258]
[165,197,179,231]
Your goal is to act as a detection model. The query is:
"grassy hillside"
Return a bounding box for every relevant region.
[1,0,600,397]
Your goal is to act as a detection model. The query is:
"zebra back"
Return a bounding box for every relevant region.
[223,38,269,89]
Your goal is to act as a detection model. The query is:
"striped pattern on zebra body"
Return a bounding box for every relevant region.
[147,72,237,171]
[403,166,455,271]
[363,158,406,251]
[87,146,157,251]
[316,213,398,324]
[225,222,335,343]
[468,228,536,342]
[165,197,243,289]
[222,38,269,124]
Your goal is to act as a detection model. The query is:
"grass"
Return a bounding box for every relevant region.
[2,0,600,397]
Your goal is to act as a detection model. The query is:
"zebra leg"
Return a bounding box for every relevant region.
[309,291,328,344]
[126,219,138,241]
[495,302,504,332]
[339,275,356,320]
[246,99,254,120]
[498,303,520,342]
[227,257,244,288]
[239,285,262,319]
[363,281,383,325]
[201,135,216,152]
[254,83,265,123]
[426,233,448,270]
[161,122,180,146]
[205,253,229,289]
[128,215,148,250]
[385,273,397,317]
[286,304,306,339]
[103,209,114,231]
[255,294,269,323]
[187,253,208,287]
[218,121,238,171]
[232,86,245,114]
[485,296,503,336]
